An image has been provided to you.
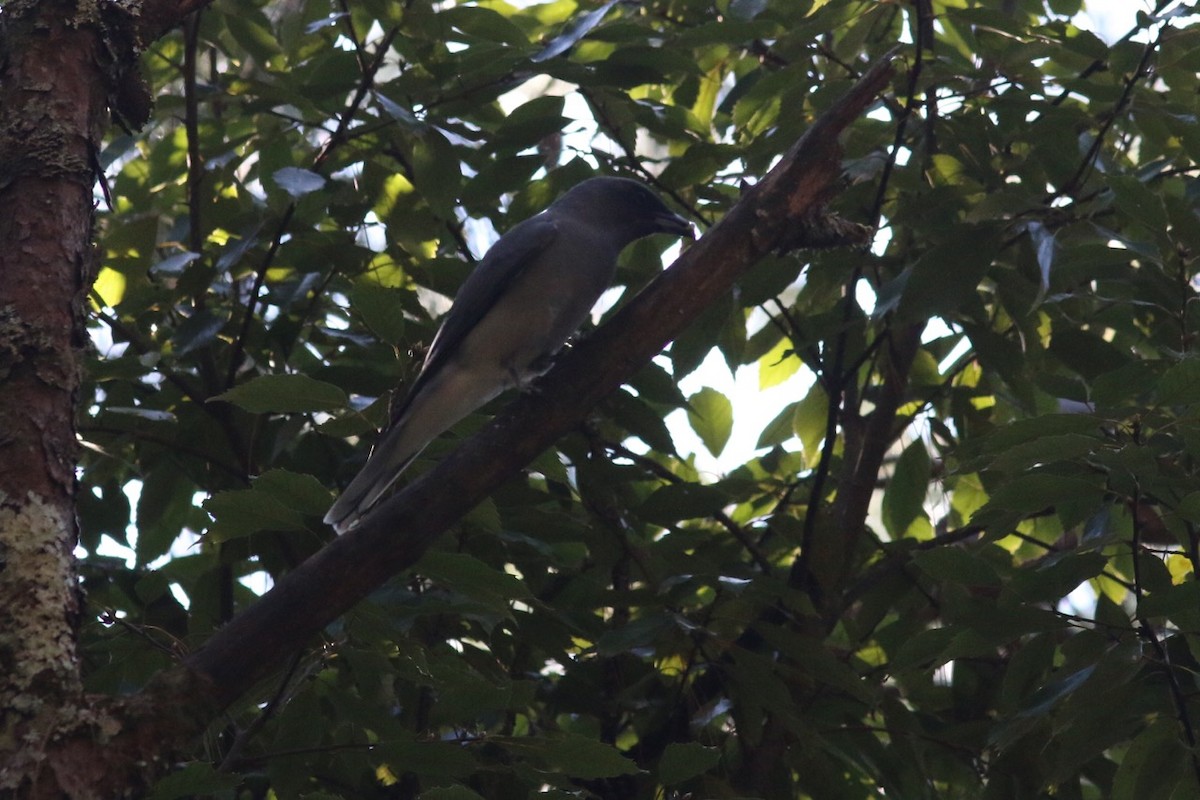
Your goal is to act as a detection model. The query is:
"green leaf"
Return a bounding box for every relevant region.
[672,298,731,379]
[638,482,728,525]
[204,488,308,541]
[733,65,805,137]
[756,401,797,449]
[1046,0,1082,14]
[755,624,875,703]
[1110,175,1167,231]
[1176,491,1200,524]
[1093,359,1161,408]
[758,336,802,389]
[1050,327,1132,380]
[883,227,1000,322]
[351,283,407,346]
[497,733,641,779]
[212,374,348,413]
[92,266,127,306]
[889,627,958,672]
[172,310,226,355]
[136,470,196,564]
[418,551,532,607]
[659,742,722,785]
[914,547,1002,588]
[531,0,620,62]
[273,166,326,198]
[883,440,931,537]
[687,387,733,457]
[223,8,283,63]
[596,613,678,656]
[792,381,829,468]
[630,360,687,407]
[605,389,678,456]
[1012,664,1095,720]
[375,740,477,779]
[252,469,332,517]
[998,632,1057,714]
[491,95,569,151]
[1157,357,1200,405]
[151,251,200,276]
[419,788,488,800]
[77,480,131,552]
[728,0,768,20]
[1009,552,1107,604]
[986,433,1100,474]
[149,762,241,800]
[1111,718,1186,800]
[965,414,1102,461]
[410,129,462,217]
[1138,580,1200,620]
[439,5,530,47]
[977,474,1103,516]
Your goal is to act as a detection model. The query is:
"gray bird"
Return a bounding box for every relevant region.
[325,177,691,533]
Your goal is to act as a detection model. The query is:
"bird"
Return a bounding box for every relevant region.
[324,176,692,534]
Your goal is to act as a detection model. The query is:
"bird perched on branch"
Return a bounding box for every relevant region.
[325,176,692,534]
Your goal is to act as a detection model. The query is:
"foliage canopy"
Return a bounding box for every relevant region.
[73,0,1200,796]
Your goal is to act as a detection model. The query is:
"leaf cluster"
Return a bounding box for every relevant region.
[79,0,1200,797]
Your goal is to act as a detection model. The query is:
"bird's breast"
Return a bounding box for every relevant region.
[452,237,619,384]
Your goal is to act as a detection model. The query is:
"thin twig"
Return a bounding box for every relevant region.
[79,424,246,482]
[225,24,402,389]
[96,607,188,659]
[1131,483,1200,784]
[218,648,308,772]
[183,12,205,260]
[763,298,827,391]
[224,207,296,389]
[1053,24,1164,201]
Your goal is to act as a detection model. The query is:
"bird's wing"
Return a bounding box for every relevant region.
[400,214,560,406]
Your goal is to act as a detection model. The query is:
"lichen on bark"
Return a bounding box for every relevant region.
[0,494,83,790]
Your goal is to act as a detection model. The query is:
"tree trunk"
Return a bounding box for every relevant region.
[0,0,102,793]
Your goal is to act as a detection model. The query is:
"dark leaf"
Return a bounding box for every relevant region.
[272,167,327,199]
[148,762,241,800]
[172,310,226,356]
[658,742,722,785]
[531,0,621,62]
[496,733,641,779]
[638,482,729,525]
[882,440,931,537]
[212,374,348,414]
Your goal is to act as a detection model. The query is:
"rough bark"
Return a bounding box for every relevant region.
[0,0,212,795]
[0,0,104,793]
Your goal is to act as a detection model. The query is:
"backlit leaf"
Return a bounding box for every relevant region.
[213,374,348,414]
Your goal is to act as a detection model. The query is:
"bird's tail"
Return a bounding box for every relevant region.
[323,410,430,534]
[324,366,500,534]
[323,448,418,534]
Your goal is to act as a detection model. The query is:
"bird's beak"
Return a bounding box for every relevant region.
[655,211,694,239]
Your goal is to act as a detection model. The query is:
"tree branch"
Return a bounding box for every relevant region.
[137,0,219,44]
[44,50,896,791]
[187,36,895,721]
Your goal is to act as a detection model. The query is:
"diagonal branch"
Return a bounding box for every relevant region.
[180,46,896,710]
[41,50,896,794]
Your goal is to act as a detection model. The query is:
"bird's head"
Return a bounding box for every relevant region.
[552,177,693,244]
